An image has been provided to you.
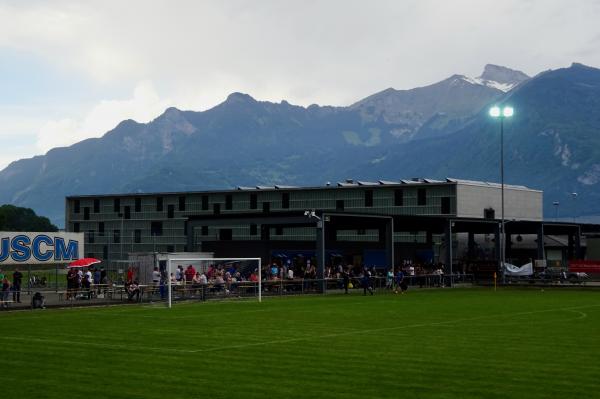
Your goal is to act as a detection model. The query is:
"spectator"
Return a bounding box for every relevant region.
[100,267,107,284]
[1,277,10,308]
[32,292,45,309]
[175,265,184,282]
[126,266,134,283]
[152,267,161,294]
[82,268,92,299]
[249,271,258,282]
[214,273,225,292]
[127,281,140,302]
[66,268,78,300]
[77,268,83,290]
[270,262,279,279]
[93,267,102,294]
[12,268,23,303]
[342,267,350,294]
[386,269,393,290]
[198,272,208,301]
[93,267,101,285]
[192,272,202,293]
[361,269,374,296]
[185,265,196,283]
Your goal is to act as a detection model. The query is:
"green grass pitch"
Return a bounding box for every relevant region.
[2,287,599,398]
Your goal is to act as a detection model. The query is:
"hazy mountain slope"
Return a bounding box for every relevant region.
[7,63,599,227]
[350,63,600,218]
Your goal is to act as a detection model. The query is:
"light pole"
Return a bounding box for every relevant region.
[571,193,578,223]
[553,201,560,221]
[489,105,514,284]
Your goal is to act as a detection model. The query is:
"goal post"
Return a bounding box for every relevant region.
[166,257,262,308]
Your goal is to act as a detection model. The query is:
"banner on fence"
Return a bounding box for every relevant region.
[569,260,600,273]
[504,262,534,276]
[0,232,84,265]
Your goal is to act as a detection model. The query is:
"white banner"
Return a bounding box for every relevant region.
[504,262,534,276]
[0,232,84,265]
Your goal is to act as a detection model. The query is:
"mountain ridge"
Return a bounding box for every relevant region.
[1,63,597,226]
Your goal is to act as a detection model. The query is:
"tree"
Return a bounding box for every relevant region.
[0,204,58,232]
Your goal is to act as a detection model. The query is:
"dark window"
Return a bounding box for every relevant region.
[484,208,495,219]
[113,198,120,212]
[250,224,257,235]
[156,197,163,212]
[124,206,131,219]
[225,195,233,210]
[151,221,163,236]
[73,223,80,233]
[98,222,105,236]
[336,200,344,211]
[167,245,174,253]
[135,197,141,212]
[365,190,373,207]
[441,197,451,214]
[167,204,175,218]
[201,226,208,236]
[417,188,427,206]
[219,229,233,241]
[250,193,257,209]
[282,193,290,209]
[74,200,80,214]
[178,196,186,211]
[113,229,120,244]
[213,203,221,215]
[134,229,141,243]
[201,195,209,211]
[275,226,283,235]
[84,207,90,220]
[102,245,108,259]
[263,202,270,213]
[394,189,404,206]
[88,230,95,244]
[93,199,100,213]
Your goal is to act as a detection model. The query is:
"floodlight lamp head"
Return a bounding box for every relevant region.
[502,106,514,117]
[489,106,501,118]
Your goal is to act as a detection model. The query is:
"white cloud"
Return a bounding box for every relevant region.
[1,0,600,167]
[36,81,170,153]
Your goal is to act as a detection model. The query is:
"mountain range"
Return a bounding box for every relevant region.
[1,63,598,226]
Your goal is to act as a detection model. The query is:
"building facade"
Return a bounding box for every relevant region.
[65,178,543,266]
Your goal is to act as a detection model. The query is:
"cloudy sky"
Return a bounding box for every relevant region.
[2,0,600,169]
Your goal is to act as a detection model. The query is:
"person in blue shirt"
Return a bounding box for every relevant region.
[270,263,279,279]
[395,269,407,294]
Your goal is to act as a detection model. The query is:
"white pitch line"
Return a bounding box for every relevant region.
[3,304,599,355]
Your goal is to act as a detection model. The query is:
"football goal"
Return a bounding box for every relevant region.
[166,257,262,308]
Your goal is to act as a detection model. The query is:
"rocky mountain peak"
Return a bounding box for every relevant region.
[479,64,529,85]
[225,92,256,104]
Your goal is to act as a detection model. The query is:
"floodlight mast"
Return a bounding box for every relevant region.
[489,105,514,285]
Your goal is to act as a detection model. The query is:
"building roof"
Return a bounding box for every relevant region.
[66,177,541,199]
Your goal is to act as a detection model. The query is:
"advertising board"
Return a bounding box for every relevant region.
[0,232,84,265]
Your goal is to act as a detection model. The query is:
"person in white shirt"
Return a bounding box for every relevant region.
[152,267,161,285]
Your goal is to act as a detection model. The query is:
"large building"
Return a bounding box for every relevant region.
[66,178,560,273]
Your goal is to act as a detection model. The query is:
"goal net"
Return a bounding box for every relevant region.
[166,257,262,308]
